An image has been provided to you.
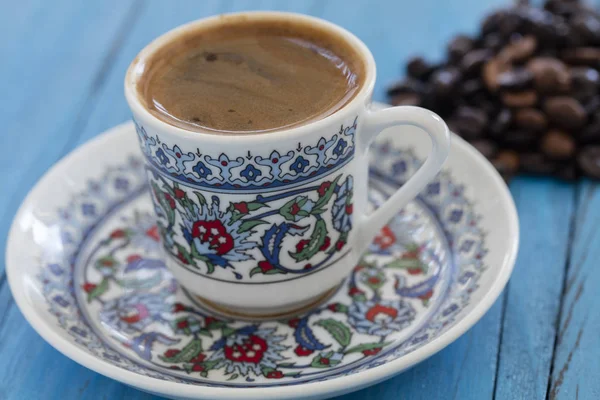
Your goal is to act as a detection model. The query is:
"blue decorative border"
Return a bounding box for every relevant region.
[134,117,357,192]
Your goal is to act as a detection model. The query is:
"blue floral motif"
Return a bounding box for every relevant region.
[240,164,262,182]
[332,176,353,233]
[332,139,348,157]
[156,148,169,166]
[256,150,294,180]
[114,177,129,191]
[347,298,416,336]
[192,161,211,179]
[162,144,194,174]
[99,292,172,335]
[82,203,96,216]
[290,156,309,173]
[205,154,244,182]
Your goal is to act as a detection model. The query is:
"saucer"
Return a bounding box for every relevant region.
[6,104,518,400]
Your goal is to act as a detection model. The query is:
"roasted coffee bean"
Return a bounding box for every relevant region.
[497,68,534,90]
[460,79,484,97]
[448,35,475,63]
[503,129,539,150]
[481,11,507,36]
[562,47,600,67]
[577,146,600,178]
[541,130,577,160]
[571,13,600,45]
[483,57,511,91]
[583,95,600,115]
[390,93,422,106]
[461,49,493,76]
[578,114,600,143]
[431,67,461,96]
[406,56,433,80]
[544,97,587,130]
[514,108,548,131]
[520,152,558,174]
[482,33,504,52]
[492,150,520,174]
[571,67,600,100]
[501,90,538,107]
[448,106,488,139]
[386,78,424,97]
[490,109,513,138]
[499,35,537,62]
[470,139,498,159]
[526,57,571,93]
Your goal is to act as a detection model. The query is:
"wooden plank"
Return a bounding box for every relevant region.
[548,181,600,400]
[494,178,575,400]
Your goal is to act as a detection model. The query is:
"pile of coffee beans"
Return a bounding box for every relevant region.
[387,0,600,181]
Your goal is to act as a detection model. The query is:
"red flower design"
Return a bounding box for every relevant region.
[82,282,96,293]
[190,353,206,364]
[233,202,249,214]
[266,370,284,379]
[110,229,126,239]
[176,251,189,265]
[368,276,381,285]
[224,334,267,364]
[146,225,160,242]
[374,226,396,250]
[345,204,353,214]
[177,320,189,329]
[174,188,186,199]
[327,303,338,312]
[126,254,141,263]
[363,347,382,356]
[294,345,314,357]
[192,364,205,372]
[365,304,399,322]
[100,259,114,266]
[295,239,310,252]
[303,264,312,270]
[318,181,331,197]
[191,220,234,255]
[407,268,422,275]
[204,316,219,327]
[290,203,300,215]
[348,287,364,296]
[335,240,346,251]
[320,236,331,251]
[163,349,180,358]
[173,303,186,312]
[288,318,300,328]
[258,261,274,273]
[419,290,434,300]
[164,193,176,209]
[320,357,330,365]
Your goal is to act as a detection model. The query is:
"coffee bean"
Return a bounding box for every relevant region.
[490,109,513,138]
[544,97,587,130]
[499,35,537,63]
[577,146,600,178]
[492,150,520,178]
[503,129,539,150]
[386,78,424,97]
[520,152,558,174]
[390,93,422,106]
[562,47,600,67]
[448,106,488,139]
[501,90,538,107]
[461,49,493,76]
[482,33,505,51]
[541,130,577,160]
[583,95,600,115]
[526,57,571,93]
[460,79,484,97]
[431,67,461,96]
[571,13,600,45]
[497,68,534,90]
[448,35,475,63]
[470,139,498,159]
[406,57,433,80]
[514,108,548,131]
[483,57,511,91]
[571,67,600,100]
[578,114,600,143]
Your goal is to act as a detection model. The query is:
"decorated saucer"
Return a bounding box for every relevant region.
[6,103,518,399]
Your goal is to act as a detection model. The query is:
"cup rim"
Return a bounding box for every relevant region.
[124,11,376,142]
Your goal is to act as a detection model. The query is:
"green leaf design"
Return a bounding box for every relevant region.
[249,266,263,277]
[313,175,342,210]
[277,362,296,367]
[87,278,109,302]
[194,191,207,207]
[198,328,213,338]
[94,255,118,269]
[117,271,162,289]
[175,244,194,265]
[227,374,239,381]
[247,201,267,211]
[280,196,310,221]
[386,258,422,270]
[159,339,203,363]
[345,342,391,354]
[289,219,327,262]
[238,219,268,234]
[201,359,222,370]
[222,327,236,337]
[205,261,215,274]
[152,182,175,226]
[310,350,335,368]
[315,319,352,347]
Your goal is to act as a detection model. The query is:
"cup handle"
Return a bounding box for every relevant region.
[354,105,451,255]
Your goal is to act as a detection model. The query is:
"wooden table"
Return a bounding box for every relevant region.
[1,1,597,399]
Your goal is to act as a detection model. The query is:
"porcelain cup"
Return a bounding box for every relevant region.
[125,11,450,317]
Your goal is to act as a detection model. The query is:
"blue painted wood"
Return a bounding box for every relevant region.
[494,177,575,400]
[548,181,600,400]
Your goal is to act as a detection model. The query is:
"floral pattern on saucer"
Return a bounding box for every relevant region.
[37,142,486,387]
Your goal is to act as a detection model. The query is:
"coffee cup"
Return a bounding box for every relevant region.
[125,11,450,318]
